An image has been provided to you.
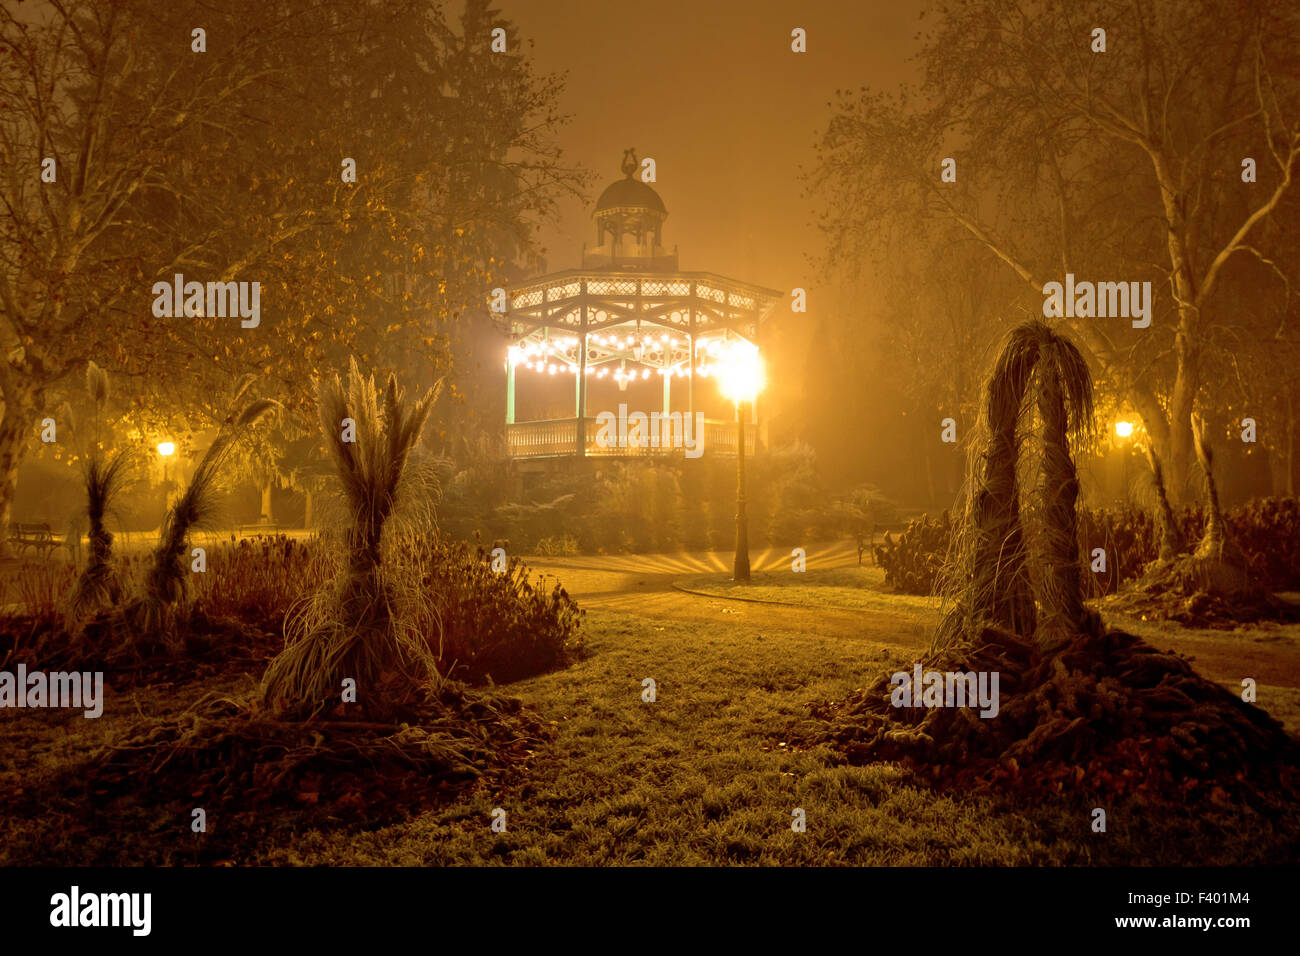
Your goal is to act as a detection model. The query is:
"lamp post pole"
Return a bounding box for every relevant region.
[1114,422,1133,508]
[734,398,750,583]
[1121,446,1132,509]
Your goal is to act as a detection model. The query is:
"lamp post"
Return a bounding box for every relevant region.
[716,342,765,583]
[157,441,175,490]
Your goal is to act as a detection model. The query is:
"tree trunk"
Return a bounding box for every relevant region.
[0,403,29,559]
[1150,148,1202,506]
[260,481,273,523]
[303,489,313,529]
[1165,328,1198,506]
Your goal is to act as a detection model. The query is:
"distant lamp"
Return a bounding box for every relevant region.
[1115,421,1133,438]
[157,441,175,489]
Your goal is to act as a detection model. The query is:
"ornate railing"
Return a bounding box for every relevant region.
[506,417,755,460]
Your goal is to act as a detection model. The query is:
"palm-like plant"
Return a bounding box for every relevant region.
[935,321,1095,652]
[64,361,129,623]
[262,360,441,718]
[64,450,131,624]
[125,393,279,639]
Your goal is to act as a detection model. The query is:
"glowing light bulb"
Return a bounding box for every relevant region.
[715,342,765,404]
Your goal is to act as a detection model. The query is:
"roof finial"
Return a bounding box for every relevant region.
[621,147,638,179]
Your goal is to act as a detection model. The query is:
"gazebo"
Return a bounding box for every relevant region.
[501,150,780,469]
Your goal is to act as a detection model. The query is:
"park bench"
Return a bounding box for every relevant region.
[236,521,285,538]
[9,522,63,557]
[856,526,875,566]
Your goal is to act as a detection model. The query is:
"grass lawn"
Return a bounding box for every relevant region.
[5,554,1298,865]
[258,600,1299,865]
[676,564,940,618]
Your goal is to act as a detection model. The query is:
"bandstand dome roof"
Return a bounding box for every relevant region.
[595,176,666,215]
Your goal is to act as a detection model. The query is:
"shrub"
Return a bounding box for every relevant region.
[874,513,952,594]
[414,539,584,684]
[534,534,579,557]
[434,443,850,555]
[192,535,319,630]
[490,494,577,553]
[872,498,1300,597]
[1229,497,1300,591]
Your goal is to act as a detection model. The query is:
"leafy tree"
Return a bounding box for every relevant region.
[0,0,581,551]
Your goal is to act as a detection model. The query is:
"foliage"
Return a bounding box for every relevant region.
[410,539,585,685]
[535,534,580,557]
[874,513,952,595]
[873,499,1300,599]
[0,0,583,553]
[433,443,869,555]
[122,395,279,641]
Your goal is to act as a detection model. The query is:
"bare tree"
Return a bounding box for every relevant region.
[813,0,1300,502]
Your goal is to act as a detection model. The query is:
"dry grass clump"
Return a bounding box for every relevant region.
[809,321,1299,803]
[62,451,131,625]
[261,361,441,720]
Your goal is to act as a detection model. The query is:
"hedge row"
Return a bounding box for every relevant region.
[875,498,1300,596]
[436,444,893,555]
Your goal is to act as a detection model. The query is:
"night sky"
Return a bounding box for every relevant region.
[504,0,922,290]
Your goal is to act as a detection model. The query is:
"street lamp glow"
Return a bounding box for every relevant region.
[1115,421,1133,438]
[715,341,765,405]
[157,441,176,456]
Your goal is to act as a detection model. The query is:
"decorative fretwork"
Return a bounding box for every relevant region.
[504,270,778,338]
